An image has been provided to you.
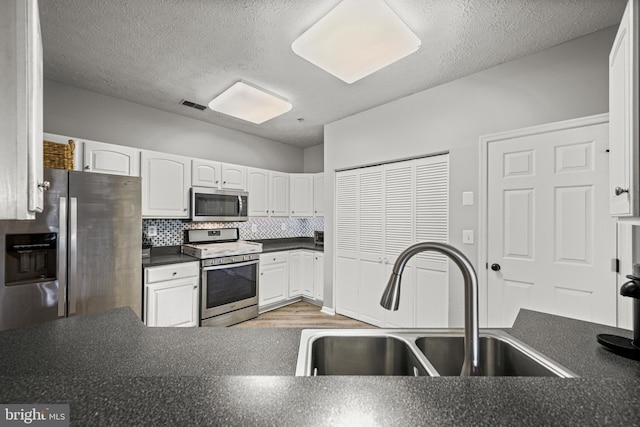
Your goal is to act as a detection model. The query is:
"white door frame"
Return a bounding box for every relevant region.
[478,113,610,327]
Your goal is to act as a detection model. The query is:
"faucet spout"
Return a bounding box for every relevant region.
[380,242,481,376]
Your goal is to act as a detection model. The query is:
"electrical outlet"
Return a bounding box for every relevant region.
[147,226,157,237]
[281,223,287,231]
[251,224,257,233]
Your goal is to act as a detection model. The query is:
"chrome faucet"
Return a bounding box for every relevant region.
[380,242,481,376]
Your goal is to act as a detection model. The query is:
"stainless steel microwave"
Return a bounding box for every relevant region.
[191,187,248,222]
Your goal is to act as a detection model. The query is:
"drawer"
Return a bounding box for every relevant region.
[145,261,199,284]
[260,251,289,265]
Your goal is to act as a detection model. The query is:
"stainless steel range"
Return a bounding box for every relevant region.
[183,228,262,327]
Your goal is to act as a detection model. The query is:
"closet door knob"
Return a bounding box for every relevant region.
[491,263,501,271]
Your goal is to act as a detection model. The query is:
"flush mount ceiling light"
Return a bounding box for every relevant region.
[208,81,292,124]
[291,0,421,84]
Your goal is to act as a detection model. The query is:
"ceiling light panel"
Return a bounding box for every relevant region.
[208,82,292,124]
[292,0,421,84]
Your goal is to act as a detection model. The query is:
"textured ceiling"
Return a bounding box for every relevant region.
[39,0,627,148]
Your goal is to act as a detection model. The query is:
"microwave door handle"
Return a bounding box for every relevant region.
[238,195,243,216]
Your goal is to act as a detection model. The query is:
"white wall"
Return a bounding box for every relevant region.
[324,27,616,326]
[43,80,304,172]
[303,143,324,173]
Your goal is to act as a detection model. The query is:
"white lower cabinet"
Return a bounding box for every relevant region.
[289,250,314,298]
[259,252,289,307]
[313,253,324,302]
[144,262,199,327]
[260,250,324,310]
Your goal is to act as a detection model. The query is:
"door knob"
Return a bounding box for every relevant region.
[615,186,629,196]
[491,263,501,271]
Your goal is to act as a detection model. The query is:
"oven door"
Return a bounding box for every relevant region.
[201,260,259,319]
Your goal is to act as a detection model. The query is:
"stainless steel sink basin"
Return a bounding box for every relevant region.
[415,334,570,377]
[295,329,576,377]
[310,335,430,376]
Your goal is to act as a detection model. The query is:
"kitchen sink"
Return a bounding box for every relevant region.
[295,329,576,377]
[310,335,431,376]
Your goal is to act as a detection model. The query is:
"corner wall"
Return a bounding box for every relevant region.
[43,80,305,172]
[323,27,616,326]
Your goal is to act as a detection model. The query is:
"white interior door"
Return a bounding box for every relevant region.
[487,121,616,327]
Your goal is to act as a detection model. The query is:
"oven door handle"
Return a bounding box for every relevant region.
[202,259,259,271]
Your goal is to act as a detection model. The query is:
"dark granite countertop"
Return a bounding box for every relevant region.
[142,246,199,267]
[254,237,323,253]
[1,307,639,425]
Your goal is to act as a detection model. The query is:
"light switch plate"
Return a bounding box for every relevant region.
[251,224,258,233]
[147,226,157,237]
[462,191,474,206]
[462,230,474,244]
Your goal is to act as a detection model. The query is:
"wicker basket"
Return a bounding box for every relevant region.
[43,140,75,170]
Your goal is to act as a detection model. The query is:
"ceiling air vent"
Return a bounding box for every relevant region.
[180,99,207,111]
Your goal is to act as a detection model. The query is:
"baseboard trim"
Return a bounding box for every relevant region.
[321,306,336,316]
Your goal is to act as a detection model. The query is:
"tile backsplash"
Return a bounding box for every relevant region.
[143,217,324,246]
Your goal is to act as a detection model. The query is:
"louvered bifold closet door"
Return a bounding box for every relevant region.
[383,162,416,327]
[358,166,386,326]
[414,154,449,327]
[335,170,360,318]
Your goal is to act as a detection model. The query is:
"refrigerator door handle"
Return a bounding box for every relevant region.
[58,196,68,317]
[68,197,78,316]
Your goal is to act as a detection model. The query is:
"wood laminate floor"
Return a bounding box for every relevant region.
[233,301,375,328]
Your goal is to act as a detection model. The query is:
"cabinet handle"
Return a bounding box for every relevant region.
[615,187,629,196]
[172,272,177,276]
[193,285,197,289]
[38,181,51,191]
[84,165,90,170]
[292,211,294,214]
[223,181,227,184]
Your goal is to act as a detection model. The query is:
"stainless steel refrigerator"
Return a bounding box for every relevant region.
[0,168,142,331]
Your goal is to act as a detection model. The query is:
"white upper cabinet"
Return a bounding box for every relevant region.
[192,159,222,188]
[140,150,191,218]
[0,0,43,220]
[83,139,140,176]
[221,163,246,190]
[313,173,324,217]
[610,0,639,217]
[290,174,314,217]
[270,171,290,217]
[247,167,270,217]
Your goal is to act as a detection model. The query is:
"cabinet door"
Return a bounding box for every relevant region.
[83,140,139,176]
[146,279,198,327]
[0,0,43,220]
[140,151,190,218]
[247,168,270,217]
[313,253,324,301]
[301,251,315,297]
[192,159,221,188]
[313,173,325,217]
[259,260,288,307]
[221,163,246,190]
[290,174,314,217]
[609,0,639,216]
[288,251,302,297]
[270,172,290,217]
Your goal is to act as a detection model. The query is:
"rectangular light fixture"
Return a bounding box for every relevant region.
[208,81,292,124]
[291,0,421,84]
